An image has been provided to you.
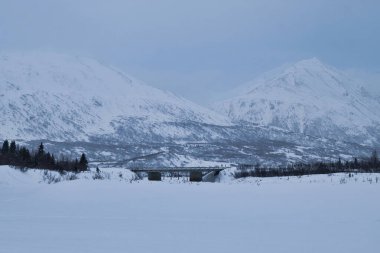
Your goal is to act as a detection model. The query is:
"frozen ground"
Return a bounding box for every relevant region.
[0,166,379,253]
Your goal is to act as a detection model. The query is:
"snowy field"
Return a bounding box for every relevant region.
[1,166,379,253]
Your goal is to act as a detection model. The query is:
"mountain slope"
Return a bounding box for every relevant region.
[0,51,231,142]
[215,58,380,145]
[1,53,376,165]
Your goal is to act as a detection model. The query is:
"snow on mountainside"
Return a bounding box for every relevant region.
[215,58,380,145]
[1,53,377,165]
[0,51,230,142]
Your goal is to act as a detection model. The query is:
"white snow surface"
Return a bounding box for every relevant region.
[0,51,230,141]
[215,58,380,144]
[1,165,379,253]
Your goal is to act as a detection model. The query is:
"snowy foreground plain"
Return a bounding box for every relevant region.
[1,166,379,253]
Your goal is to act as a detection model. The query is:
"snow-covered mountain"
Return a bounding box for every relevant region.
[215,58,380,145]
[1,53,377,165]
[0,51,231,142]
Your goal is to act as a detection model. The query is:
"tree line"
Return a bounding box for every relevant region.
[0,140,88,172]
[235,150,380,178]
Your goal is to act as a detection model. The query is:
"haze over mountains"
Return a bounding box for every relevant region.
[0,51,378,165]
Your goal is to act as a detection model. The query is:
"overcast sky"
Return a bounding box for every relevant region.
[1,0,379,104]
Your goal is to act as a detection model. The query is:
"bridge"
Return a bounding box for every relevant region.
[130,167,227,182]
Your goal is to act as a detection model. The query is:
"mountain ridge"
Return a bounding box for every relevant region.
[214,58,380,145]
[1,52,377,165]
[0,51,231,142]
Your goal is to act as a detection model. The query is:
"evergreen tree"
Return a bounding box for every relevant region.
[371,150,379,169]
[1,140,9,154]
[79,153,88,170]
[38,142,45,157]
[337,157,343,171]
[19,147,31,163]
[0,139,88,172]
[354,157,359,169]
[50,154,56,167]
[9,141,16,154]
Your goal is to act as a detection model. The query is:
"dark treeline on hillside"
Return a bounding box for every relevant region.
[0,140,88,172]
[235,150,380,179]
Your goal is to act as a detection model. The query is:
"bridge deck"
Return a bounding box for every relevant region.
[130,167,226,173]
[131,167,228,182]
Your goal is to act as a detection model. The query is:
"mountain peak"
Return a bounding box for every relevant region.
[0,51,231,141]
[294,57,324,67]
[215,59,380,145]
[284,57,330,77]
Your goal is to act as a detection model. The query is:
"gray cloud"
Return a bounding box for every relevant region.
[1,0,379,104]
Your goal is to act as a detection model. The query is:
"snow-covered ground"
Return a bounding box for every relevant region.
[1,165,379,253]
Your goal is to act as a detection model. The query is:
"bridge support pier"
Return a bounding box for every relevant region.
[189,171,203,182]
[148,172,162,181]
